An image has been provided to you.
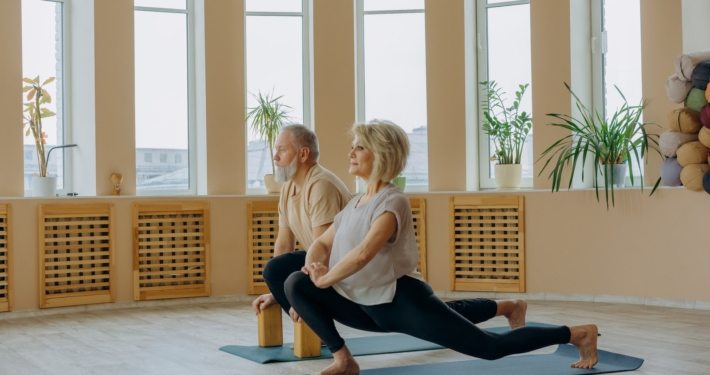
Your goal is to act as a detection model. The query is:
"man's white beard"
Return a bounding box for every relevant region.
[274,156,298,183]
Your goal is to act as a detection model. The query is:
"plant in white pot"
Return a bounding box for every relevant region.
[537,83,663,209]
[246,90,291,193]
[23,76,57,197]
[480,80,532,189]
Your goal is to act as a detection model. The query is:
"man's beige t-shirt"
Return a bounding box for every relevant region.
[278,164,352,250]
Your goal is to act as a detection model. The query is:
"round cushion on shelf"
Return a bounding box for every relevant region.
[699,127,710,149]
[706,84,710,103]
[668,108,702,134]
[701,104,710,128]
[680,163,710,191]
[686,88,708,112]
[659,131,699,157]
[704,171,710,194]
[676,141,709,166]
[660,157,683,187]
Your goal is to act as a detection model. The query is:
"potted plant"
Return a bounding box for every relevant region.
[537,83,663,209]
[480,80,532,189]
[392,172,406,191]
[22,76,78,197]
[246,90,291,193]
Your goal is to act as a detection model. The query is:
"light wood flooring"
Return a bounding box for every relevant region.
[0,300,708,374]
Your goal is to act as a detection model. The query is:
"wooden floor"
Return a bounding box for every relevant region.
[0,300,708,374]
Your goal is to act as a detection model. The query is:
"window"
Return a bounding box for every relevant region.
[592,0,643,183]
[175,154,182,164]
[476,0,533,189]
[135,0,195,194]
[21,0,70,195]
[356,0,428,190]
[246,0,310,191]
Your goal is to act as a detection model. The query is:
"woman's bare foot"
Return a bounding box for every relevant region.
[314,345,360,375]
[496,299,527,329]
[568,324,599,369]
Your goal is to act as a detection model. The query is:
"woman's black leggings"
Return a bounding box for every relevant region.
[285,272,571,360]
[264,251,497,324]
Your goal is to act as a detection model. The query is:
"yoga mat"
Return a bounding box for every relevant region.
[219,322,554,364]
[357,344,643,375]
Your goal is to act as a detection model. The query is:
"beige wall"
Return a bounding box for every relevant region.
[0,0,24,197]
[2,1,706,312]
[94,0,137,196]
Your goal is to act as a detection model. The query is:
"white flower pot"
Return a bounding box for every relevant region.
[494,164,522,190]
[32,176,57,197]
[596,164,627,188]
[263,174,283,194]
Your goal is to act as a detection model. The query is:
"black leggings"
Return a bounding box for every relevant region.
[284,272,572,360]
[263,251,497,324]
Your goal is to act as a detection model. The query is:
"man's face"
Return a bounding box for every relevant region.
[273,131,299,182]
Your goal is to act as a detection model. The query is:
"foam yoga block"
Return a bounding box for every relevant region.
[676,141,709,166]
[660,157,683,187]
[692,61,710,90]
[668,108,702,134]
[686,88,708,112]
[680,163,710,191]
[701,105,710,128]
[699,127,710,149]
[659,130,699,157]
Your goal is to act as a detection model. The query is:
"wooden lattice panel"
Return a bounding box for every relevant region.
[247,201,302,295]
[133,202,210,301]
[248,198,428,294]
[410,199,427,280]
[39,204,115,309]
[0,205,11,312]
[450,196,525,293]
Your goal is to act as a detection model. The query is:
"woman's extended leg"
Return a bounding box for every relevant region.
[362,277,598,368]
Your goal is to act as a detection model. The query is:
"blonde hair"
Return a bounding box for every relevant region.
[351,120,409,183]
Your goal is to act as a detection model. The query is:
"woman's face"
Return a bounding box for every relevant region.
[348,137,375,180]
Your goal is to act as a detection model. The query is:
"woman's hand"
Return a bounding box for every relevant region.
[302,262,330,289]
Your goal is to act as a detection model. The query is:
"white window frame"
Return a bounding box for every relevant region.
[591,0,643,188]
[245,0,312,195]
[24,0,74,197]
[135,1,198,196]
[355,0,428,193]
[476,0,533,189]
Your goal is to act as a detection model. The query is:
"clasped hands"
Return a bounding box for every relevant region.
[302,261,330,289]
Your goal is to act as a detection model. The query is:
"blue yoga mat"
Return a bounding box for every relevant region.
[357,344,643,375]
[219,322,554,364]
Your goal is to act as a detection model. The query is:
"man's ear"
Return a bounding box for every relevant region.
[300,147,310,162]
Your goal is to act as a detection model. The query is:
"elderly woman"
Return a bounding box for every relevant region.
[285,120,598,375]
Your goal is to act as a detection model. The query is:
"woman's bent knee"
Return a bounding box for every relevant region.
[284,271,312,300]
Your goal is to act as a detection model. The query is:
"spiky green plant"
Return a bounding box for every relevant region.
[245,90,292,175]
[480,80,532,165]
[537,83,663,209]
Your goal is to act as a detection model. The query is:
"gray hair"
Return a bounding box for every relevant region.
[282,124,320,162]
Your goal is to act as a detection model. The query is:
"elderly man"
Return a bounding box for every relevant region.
[252,124,528,330]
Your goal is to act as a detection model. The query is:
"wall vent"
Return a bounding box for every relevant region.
[450,196,525,293]
[0,205,11,312]
[133,202,210,300]
[39,204,115,308]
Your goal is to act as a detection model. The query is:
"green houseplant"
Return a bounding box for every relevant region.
[245,90,291,193]
[480,80,533,189]
[537,83,662,209]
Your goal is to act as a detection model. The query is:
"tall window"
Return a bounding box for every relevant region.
[593,0,642,180]
[476,0,532,189]
[21,0,69,194]
[135,0,195,194]
[246,0,309,191]
[356,0,428,190]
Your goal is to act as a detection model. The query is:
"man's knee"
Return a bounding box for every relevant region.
[263,253,300,284]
